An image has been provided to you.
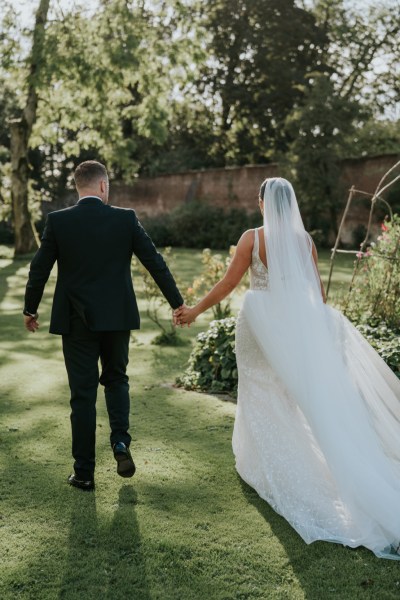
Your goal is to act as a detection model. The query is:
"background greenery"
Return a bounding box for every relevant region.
[4,246,399,600]
[141,203,262,249]
[0,0,399,245]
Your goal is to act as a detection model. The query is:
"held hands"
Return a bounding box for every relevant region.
[173,304,197,327]
[24,314,39,333]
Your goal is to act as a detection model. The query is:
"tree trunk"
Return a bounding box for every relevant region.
[11,0,50,255]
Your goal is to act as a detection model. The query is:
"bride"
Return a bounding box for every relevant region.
[175,177,400,560]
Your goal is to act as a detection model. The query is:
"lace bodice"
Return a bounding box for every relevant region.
[249,228,269,290]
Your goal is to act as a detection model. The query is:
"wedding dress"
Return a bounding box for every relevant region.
[232,178,400,560]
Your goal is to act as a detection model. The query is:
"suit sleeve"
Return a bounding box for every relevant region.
[131,212,184,309]
[24,215,58,314]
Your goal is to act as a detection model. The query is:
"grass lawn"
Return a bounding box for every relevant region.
[1,245,399,600]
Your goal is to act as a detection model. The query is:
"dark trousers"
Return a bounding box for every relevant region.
[62,311,131,480]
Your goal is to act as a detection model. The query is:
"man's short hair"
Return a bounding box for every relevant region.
[74,160,108,189]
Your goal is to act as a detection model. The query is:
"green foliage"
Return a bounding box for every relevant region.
[152,330,187,346]
[133,247,182,346]
[355,322,400,378]
[177,317,238,394]
[385,179,400,215]
[350,120,400,159]
[142,201,261,249]
[1,0,399,239]
[343,215,400,330]
[195,0,327,166]
[0,0,198,216]
[0,222,13,244]
[32,0,178,180]
[284,0,400,239]
[313,0,399,116]
[285,75,361,237]
[188,248,236,319]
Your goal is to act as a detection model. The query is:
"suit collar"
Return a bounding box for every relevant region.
[77,196,104,206]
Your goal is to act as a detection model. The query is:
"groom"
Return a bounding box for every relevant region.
[23,160,184,491]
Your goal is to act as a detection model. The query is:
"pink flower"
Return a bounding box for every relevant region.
[356,252,363,259]
[381,223,388,232]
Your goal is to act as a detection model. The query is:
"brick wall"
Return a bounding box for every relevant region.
[44,154,399,244]
[110,163,280,215]
[338,155,399,243]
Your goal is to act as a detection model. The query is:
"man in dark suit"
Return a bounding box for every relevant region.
[23,160,184,491]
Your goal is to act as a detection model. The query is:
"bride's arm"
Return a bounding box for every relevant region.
[311,240,327,303]
[177,230,254,324]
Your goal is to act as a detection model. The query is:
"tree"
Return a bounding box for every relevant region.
[285,0,400,242]
[10,0,50,255]
[1,0,398,241]
[0,0,196,235]
[285,75,362,239]
[196,0,328,165]
[29,0,195,180]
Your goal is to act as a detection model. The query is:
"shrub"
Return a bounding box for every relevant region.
[355,322,400,378]
[140,213,175,247]
[343,215,400,330]
[177,317,238,394]
[133,247,184,346]
[188,247,238,319]
[177,315,399,400]
[352,223,367,249]
[0,221,14,245]
[142,201,261,249]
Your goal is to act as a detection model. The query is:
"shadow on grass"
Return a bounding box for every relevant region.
[0,259,28,307]
[59,486,150,599]
[1,452,150,599]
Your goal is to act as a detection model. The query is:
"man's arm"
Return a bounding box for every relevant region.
[131,212,184,309]
[24,215,58,326]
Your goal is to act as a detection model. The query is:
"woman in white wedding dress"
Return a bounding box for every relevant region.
[175,177,400,560]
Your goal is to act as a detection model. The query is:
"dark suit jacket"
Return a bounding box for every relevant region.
[24,197,184,334]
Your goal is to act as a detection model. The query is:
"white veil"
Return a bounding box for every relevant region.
[242,177,400,558]
[262,177,320,300]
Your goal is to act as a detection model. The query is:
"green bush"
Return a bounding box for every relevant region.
[343,215,400,329]
[177,315,400,399]
[187,248,239,320]
[132,247,184,345]
[355,322,400,378]
[142,201,261,249]
[177,317,238,395]
[0,221,14,245]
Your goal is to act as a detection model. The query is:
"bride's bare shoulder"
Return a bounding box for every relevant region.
[230,230,255,262]
[239,229,256,244]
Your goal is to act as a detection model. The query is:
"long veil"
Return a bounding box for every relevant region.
[242,177,400,558]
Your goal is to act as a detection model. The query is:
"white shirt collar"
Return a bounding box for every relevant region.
[79,195,103,202]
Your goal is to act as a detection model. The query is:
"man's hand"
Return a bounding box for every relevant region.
[24,314,39,333]
[173,304,197,327]
[172,304,186,327]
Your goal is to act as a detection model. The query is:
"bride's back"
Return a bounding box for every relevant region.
[254,227,267,268]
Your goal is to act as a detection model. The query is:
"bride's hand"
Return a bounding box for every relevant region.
[174,305,197,327]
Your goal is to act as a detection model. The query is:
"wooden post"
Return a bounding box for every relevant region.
[326,186,354,299]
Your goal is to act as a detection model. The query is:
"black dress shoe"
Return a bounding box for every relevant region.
[113,442,136,478]
[67,474,95,491]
